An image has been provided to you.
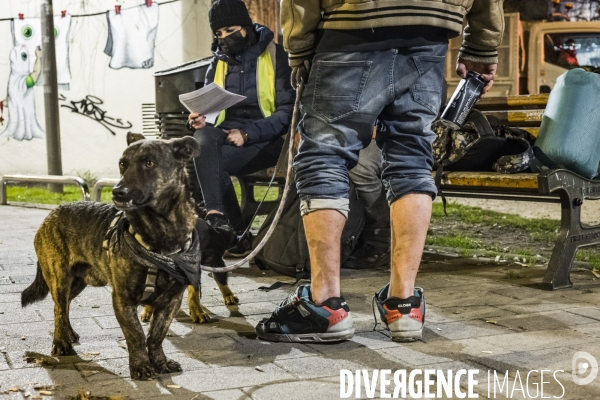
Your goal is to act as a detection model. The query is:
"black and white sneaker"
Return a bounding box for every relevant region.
[255,285,355,343]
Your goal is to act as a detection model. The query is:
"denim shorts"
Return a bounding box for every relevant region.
[294,44,447,217]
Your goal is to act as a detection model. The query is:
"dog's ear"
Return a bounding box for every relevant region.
[172,136,200,162]
[127,132,146,146]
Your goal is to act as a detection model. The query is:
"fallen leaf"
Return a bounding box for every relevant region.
[23,391,31,398]
[82,370,100,377]
[481,351,493,354]
[39,390,53,396]
[592,270,600,279]
[436,328,442,331]
[88,351,100,355]
[166,385,180,389]
[486,320,498,325]
[9,387,19,392]
[21,336,25,340]
[31,397,42,400]
[255,366,264,372]
[495,255,501,262]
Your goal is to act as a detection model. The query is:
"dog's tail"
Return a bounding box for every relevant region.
[21,262,49,307]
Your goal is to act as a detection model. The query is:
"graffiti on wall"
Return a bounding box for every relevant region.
[59,94,133,135]
[104,3,159,69]
[0,15,72,141]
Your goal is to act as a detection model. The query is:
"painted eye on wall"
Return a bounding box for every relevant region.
[21,52,28,61]
[21,25,33,39]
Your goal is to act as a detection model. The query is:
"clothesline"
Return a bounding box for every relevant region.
[0,0,181,22]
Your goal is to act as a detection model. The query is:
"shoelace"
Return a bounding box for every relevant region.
[371,294,380,331]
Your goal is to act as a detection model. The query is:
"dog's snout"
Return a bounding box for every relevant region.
[112,186,129,199]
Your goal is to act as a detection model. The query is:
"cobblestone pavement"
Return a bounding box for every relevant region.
[1,205,600,399]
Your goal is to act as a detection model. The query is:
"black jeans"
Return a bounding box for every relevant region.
[349,140,390,248]
[193,126,283,233]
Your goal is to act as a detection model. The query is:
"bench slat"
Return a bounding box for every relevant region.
[437,171,539,189]
[480,110,544,126]
[476,94,549,110]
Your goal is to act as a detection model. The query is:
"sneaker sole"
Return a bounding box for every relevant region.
[390,329,422,342]
[257,328,355,343]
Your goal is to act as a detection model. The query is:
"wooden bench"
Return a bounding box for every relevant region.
[437,94,600,290]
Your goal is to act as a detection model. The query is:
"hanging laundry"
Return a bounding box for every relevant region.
[11,15,72,90]
[104,3,159,69]
[0,46,45,141]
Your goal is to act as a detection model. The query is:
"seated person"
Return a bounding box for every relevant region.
[188,0,294,257]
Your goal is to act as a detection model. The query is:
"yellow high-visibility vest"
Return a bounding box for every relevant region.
[213,41,277,126]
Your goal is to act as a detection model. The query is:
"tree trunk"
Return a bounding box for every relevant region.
[244,0,279,41]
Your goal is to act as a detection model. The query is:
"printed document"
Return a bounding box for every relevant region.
[179,83,246,124]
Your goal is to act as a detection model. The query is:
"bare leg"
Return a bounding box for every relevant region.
[303,210,346,304]
[389,194,432,299]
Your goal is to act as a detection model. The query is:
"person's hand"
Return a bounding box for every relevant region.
[223,129,247,147]
[456,59,497,98]
[188,113,206,130]
[291,59,311,89]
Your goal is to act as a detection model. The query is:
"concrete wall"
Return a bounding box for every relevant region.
[0,0,213,179]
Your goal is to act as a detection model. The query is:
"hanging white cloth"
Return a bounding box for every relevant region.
[104,3,159,69]
[11,15,72,90]
[0,46,45,141]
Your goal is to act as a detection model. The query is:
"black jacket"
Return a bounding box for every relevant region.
[205,24,294,144]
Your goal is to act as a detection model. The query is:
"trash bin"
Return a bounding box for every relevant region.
[154,57,212,204]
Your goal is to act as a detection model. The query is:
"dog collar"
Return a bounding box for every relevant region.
[102,210,201,304]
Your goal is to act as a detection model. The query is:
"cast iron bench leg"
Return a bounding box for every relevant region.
[539,170,600,290]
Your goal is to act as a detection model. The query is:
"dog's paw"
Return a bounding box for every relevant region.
[223,294,239,306]
[68,328,80,343]
[140,305,153,323]
[189,305,211,323]
[52,340,75,356]
[129,361,158,380]
[152,358,182,374]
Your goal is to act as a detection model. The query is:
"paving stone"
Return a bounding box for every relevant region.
[3,205,600,399]
[170,363,294,392]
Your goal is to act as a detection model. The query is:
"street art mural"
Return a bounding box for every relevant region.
[12,15,72,89]
[59,94,133,135]
[0,15,72,141]
[104,3,159,69]
[0,45,44,141]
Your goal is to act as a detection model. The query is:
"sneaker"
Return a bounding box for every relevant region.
[205,213,237,248]
[343,243,390,270]
[373,283,425,342]
[255,285,355,343]
[224,232,253,258]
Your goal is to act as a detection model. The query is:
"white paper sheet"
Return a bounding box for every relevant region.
[179,83,246,121]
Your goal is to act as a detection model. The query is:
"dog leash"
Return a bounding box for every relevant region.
[198,81,304,273]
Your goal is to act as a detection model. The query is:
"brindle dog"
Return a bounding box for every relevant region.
[21,133,236,380]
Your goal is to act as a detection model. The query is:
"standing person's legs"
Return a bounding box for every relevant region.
[256,50,395,343]
[374,43,447,341]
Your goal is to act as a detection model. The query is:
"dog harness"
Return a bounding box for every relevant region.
[103,211,202,303]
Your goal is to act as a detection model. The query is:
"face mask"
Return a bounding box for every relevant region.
[218,30,246,55]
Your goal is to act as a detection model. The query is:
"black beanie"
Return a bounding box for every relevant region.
[209,0,253,33]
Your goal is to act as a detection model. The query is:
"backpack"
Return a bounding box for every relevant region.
[252,178,365,281]
[433,109,536,174]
